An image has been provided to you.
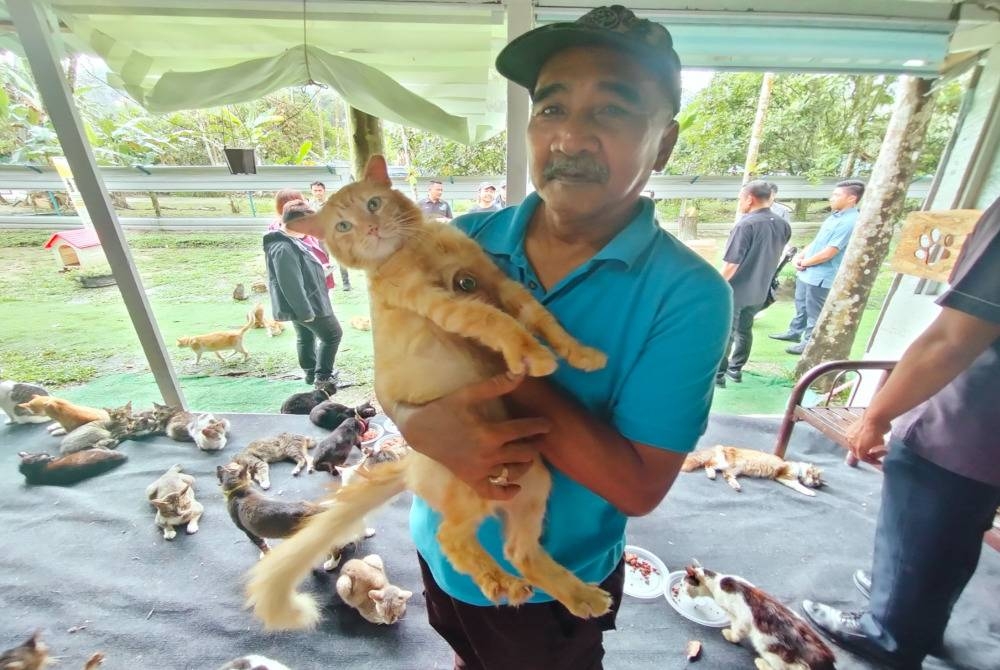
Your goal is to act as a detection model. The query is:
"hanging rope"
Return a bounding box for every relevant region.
[302,0,317,86]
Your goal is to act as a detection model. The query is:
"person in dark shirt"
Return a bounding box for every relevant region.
[716,180,791,386]
[802,197,1000,669]
[418,180,453,221]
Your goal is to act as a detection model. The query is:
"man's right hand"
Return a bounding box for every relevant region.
[393,373,551,501]
[846,415,891,465]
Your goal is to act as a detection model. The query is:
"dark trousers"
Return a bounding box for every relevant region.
[291,314,342,378]
[787,278,830,342]
[861,440,1000,667]
[339,265,351,288]
[718,303,761,377]
[419,554,625,670]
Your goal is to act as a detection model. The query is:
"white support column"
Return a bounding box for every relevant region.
[504,0,533,205]
[9,0,185,408]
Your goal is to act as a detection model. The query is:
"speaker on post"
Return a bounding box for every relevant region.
[224,148,257,175]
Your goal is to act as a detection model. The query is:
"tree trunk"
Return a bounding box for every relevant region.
[348,106,384,181]
[741,72,776,185]
[64,55,78,94]
[678,200,698,240]
[794,76,937,377]
[794,199,811,221]
[149,192,162,218]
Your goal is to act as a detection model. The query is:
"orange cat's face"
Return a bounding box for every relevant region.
[287,158,422,269]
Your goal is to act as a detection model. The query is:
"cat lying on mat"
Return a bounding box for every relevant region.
[246,156,609,630]
[682,445,824,497]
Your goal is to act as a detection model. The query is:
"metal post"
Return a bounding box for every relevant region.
[505,0,533,205]
[247,191,257,216]
[9,0,186,408]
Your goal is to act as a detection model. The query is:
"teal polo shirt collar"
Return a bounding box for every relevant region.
[476,192,659,271]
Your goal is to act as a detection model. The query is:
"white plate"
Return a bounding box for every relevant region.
[623,545,668,599]
[360,423,384,445]
[665,571,730,627]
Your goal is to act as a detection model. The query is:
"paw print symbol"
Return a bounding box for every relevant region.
[913,227,955,266]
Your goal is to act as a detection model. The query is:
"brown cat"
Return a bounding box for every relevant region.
[19,449,127,486]
[129,402,180,437]
[233,432,316,490]
[683,564,836,670]
[177,321,252,364]
[0,631,104,670]
[336,554,412,625]
[246,155,610,630]
[682,445,824,497]
[16,395,109,436]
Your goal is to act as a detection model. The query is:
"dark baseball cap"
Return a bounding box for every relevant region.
[495,5,682,113]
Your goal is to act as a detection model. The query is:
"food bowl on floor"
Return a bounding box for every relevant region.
[623,545,668,599]
[360,423,384,446]
[665,571,730,627]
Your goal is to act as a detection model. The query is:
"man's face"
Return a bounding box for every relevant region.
[527,46,677,222]
[428,183,444,201]
[829,187,856,212]
[311,184,326,201]
[479,186,496,203]
[738,191,754,214]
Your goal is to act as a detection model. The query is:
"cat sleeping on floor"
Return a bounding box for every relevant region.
[16,395,109,436]
[246,155,609,630]
[166,410,231,451]
[0,631,105,670]
[683,564,835,670]
[146,464,203,540]
[19,448,127,486]
[309,399,376,430]
[0,376,50,425]
[336,554,412,625]
[682,445,824,497]
[177,321,252,364]
[280,381,338,415]
[128,402,179,438]
[59,402,136,454]
[233,432,316,490]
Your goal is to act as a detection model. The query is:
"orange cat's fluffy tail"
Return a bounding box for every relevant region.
[681,448,714,472]
[245,457,408,630]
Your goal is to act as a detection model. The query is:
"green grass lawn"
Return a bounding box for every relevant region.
[0,229,889,415]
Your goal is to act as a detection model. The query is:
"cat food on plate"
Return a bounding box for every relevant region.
[375,435,407,451]
[622,544,668,599]
[360,424,384,445]
[665,571,729,627]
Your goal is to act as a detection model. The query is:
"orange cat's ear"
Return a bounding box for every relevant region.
[364,155,392,186]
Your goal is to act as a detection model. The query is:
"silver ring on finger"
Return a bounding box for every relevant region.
[488,465,510,487]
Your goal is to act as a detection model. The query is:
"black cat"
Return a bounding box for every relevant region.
[313,417,367,475]
[309,399,376,430]
[279,381,338,415]
[19,449,127,486]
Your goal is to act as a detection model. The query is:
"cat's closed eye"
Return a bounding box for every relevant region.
[366,196,381,212]
[336,221,352,232]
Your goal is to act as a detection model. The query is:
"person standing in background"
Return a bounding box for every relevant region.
[268,188,333,290]
[768,182,793,223]
[418,180,453,221]
[308,181,352,291]
[468,182,501,213]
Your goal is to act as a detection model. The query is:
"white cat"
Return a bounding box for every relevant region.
[216,655,291,670]
[0,377,51,424]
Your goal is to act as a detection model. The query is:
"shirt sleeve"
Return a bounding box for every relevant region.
[938,201,1000,324]
[722,224,751,264]
[444,202,453,218]
[612,266,733,452]
[825,217,856,250]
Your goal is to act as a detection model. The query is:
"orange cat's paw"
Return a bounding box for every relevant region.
[504,578,534,606]
[478,573,534,605]
[565,346,607,372]
[563,584,613,619]
[504,344,558,377]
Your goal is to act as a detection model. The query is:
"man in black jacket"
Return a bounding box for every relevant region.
[263,201,343,386]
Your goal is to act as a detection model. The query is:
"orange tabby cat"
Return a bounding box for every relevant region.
[177,321,252,363]
[247,303,285,337]
[349,315,372,331]
[246,156,610,630]
[17,395,110,435]
[682,445,824,497]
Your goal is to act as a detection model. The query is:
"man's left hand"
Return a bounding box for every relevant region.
[846,416,890,465]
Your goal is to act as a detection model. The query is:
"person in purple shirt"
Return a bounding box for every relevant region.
[802,197,1000,669]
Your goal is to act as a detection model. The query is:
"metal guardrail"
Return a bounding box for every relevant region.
[0,164,933,200]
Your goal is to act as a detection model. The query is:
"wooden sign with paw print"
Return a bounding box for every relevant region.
[890,209,981,282]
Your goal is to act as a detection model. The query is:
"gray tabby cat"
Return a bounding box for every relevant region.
[233,432,315,490]
[59,402,135,454]
[336,554,412,625]
[129,402,179,437]
[146,464,204,540]
[0,376,50,424]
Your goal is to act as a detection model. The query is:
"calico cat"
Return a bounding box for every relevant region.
[280,381,338,415]
[336,554,412,625]
[216,656,291,670]
[193,415,231,451]
[146,464,203,540]
[177,321,252,364]
[217,463,355,564]
[59,402,135,454]
[16,395,109,436]
[682,445,824,497]
[683,564,836,670]
[19,449,127,486]
[309,399,376,430]
[349,315,372,331]
[233,432,316,490]
[129,402,180,437]
[312,417,367,475]
[0,378,50,424]
[0,631,104,670]
[246,155,609,630]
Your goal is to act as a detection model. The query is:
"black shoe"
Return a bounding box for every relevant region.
[786,342,807,355]
[725,368,742,383]
[343,285,352,292]
[853,570,871,599]
[801,601,910,669]
[769,331,802,342]
[715,376,726,388]
[304,370,316,385]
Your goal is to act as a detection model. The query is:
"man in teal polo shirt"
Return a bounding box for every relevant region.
[771,180,865,354]
[394,6,731,669]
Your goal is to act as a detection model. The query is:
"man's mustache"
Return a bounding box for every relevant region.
[543,156,609,183]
